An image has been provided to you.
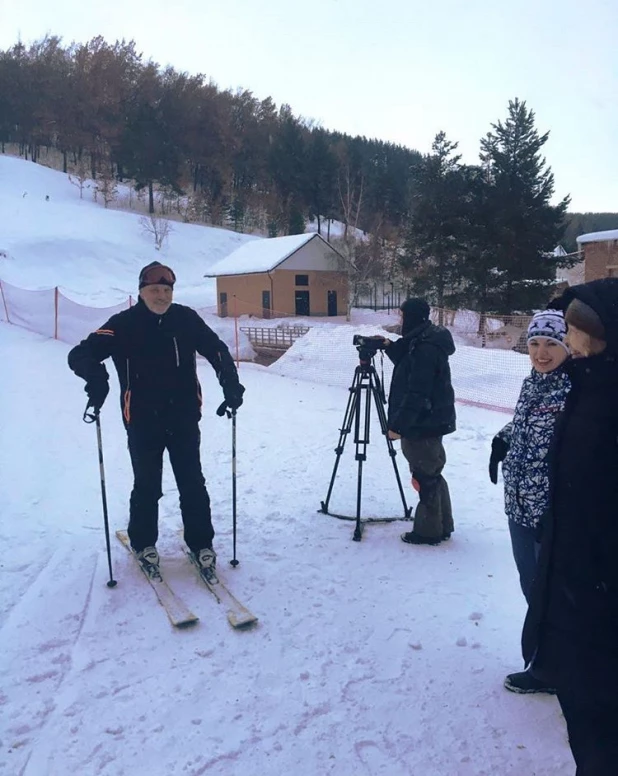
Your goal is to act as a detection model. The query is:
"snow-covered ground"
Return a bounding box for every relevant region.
[0,156,572,775]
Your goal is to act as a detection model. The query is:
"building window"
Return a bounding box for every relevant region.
[608,268,618,278]
[295,274,309,286]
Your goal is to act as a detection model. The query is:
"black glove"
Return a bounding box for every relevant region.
[489,436,509,484]
[217,383,245,416]
[85,378,109,413]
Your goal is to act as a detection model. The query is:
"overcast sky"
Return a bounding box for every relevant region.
[1,0,616,212]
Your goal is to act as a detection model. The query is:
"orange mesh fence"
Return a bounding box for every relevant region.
[1,281,532,414]
[56,293,132,344]
[0,279,132,344]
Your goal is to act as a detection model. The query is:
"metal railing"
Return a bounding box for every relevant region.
[240,325,310,349]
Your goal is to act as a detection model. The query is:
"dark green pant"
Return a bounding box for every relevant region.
[401,436,453,539]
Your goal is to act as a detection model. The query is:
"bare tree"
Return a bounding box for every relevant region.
[68,156,90,199]
[139,214,173,251]
[95,170,118,208]
[91,143,118,208]
[338,164,364,242]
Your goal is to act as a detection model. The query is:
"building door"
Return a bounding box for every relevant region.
[262,290,271,319]
[327,290,337,316]
[220,292,228,318]
[295,290,310,316]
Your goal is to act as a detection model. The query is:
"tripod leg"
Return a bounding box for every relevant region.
[353,376,372,541]
[370,370,412,519]
[320,369,361,514]
[353,457,364,541]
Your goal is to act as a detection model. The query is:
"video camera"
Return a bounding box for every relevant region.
[352,334,388,360]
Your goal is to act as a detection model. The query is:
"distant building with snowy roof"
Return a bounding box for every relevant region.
[576,229,618,282]
[205,233,349,318]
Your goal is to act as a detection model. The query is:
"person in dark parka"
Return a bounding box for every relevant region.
[522,278,618,775]
[68,261,245,574]
[385,298,456,545]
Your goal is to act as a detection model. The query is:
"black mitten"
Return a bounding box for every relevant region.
[489,436,509,484]
[85,378,109,413]
[217,384,245,415]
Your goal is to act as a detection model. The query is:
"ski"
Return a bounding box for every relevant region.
[184,547,258,629]
[116,530,199,628]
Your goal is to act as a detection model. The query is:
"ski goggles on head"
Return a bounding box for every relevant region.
[138,264,176,289]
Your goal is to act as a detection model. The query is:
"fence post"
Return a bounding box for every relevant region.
[0,279,10,323]
[54,286,59,340]
[233,295,239,368]
[129,295,134,307]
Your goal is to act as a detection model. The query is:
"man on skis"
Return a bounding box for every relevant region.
[68,261,245,575]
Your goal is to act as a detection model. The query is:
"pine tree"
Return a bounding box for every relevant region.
[473,98,570,312]
[400,132,469,313]
[117,64,185,213]
[268,107,307,233]
[306,129,337,234]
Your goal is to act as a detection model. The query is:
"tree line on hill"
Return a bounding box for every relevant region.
[1,35,615,314]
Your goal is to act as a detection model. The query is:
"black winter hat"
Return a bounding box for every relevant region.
[400,297,430,336]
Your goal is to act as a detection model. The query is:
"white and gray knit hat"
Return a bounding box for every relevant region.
[527,310,568,351]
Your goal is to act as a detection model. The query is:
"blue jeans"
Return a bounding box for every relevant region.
[508,519,541,604]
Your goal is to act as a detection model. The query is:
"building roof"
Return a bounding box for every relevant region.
[205,233,343,277]
[576,229,618,245]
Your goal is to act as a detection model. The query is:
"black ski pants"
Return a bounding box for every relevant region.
[126,420,214,554]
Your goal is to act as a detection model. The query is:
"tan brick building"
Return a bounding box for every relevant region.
[206,233,349,318]
[576,229,618,282]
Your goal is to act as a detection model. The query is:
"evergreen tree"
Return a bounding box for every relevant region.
[562,212,618,253]
[306,128,337,234]
[287,204,305,235]
[457,164,507,316]
[473,98,570,312]
[400,132,469,312]
[117,64,185,213]
[268,107,307,234]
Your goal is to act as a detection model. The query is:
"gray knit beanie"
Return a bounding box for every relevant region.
[565,298,606,341]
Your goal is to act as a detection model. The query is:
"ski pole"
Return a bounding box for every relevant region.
[83,404,117,588]
[230,408,239,567]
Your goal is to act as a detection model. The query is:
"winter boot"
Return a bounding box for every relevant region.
[401,531,441,546]
[504,670,557,695]
[135,546,161,579]
[193,547,217,580]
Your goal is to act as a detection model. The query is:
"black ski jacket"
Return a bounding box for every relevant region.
[68,299,242,427]
[386,321,456,439]
[523,279,618,672]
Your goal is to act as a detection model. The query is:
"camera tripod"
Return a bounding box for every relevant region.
[319,352,412,541]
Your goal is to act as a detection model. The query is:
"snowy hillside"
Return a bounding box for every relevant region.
[0,155,258,307]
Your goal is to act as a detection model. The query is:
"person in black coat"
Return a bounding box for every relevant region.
[385,298,456,545]
[68,261,245,574]
[522,278,618,775]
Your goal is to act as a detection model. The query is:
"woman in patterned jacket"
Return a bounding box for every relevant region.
[488,309,570,694]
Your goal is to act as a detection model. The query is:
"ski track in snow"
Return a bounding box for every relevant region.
[1,547,98,775]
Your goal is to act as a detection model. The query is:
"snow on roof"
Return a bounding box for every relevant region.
[576,229,618,244]
[205,233,339,277]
